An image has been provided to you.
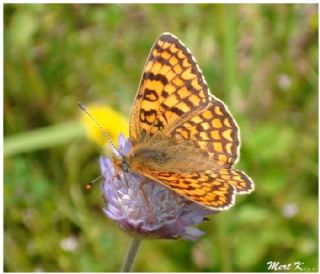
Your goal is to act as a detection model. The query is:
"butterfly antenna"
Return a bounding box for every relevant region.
[78,102,121,156]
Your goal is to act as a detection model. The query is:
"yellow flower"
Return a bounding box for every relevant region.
[80,104,128,148]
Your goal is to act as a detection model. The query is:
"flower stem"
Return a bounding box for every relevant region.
[120,237,142,272]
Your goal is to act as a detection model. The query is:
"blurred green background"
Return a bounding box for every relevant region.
[4,4,318,272]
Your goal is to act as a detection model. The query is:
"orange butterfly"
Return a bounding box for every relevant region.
[113,33,254,210]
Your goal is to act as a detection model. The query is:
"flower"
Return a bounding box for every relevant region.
[80,104,128,147]
[281,202,298,218]
[100,134,219,241]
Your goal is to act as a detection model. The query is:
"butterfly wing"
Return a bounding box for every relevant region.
[164,95,254,193]
[216,168,254,194]
[139,168,236,210]
[130,33,210,142]
[129,32,254,198]
[168,97,240,167]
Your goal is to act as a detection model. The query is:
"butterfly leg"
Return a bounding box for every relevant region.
[139,179,157,224]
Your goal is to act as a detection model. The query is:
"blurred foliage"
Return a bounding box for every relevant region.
[4,3,318,272]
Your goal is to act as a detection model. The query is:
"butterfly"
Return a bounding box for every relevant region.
[113,33,254,210]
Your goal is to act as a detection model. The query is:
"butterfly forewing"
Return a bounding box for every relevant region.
[130,33,210,143]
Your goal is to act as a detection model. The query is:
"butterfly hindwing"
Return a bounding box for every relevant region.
[142,168,236,210]
[216,168,254,194]
[168,97,240,167]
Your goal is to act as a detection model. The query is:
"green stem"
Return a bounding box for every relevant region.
[4,121,85,156]
[120,238,142,272]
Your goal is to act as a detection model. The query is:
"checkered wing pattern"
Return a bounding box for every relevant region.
[128,33,254,210]
[145,169,235,210]
[130,33,210,142]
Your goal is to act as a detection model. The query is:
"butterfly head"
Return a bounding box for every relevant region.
[112,154,131,173]
[121,159,130,173]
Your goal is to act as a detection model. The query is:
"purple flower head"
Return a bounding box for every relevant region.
[100,134,219,241]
